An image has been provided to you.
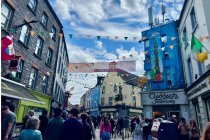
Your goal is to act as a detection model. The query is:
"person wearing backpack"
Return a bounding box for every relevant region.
[100,116,112,140]
[134,117,142,140]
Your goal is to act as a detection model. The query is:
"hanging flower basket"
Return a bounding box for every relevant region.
[197,52,208,63]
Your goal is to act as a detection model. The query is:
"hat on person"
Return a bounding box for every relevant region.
[172,115,176,118]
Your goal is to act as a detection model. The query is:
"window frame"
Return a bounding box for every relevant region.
[34,37,44,58]
[41,12,48,28]
[1,2,13,30]
[46,48,53,66]
[190,7,198,31]
[19,24,31,46]
[108,97,113,106]
[11,60,24,80]
[28,67,38,89]
[28,0,38,13]
[41,75,48,93]
[51,26,56,41]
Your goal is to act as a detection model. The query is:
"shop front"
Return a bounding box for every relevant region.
[142,89,189,121]
[186,70,210,131]
[1,77,50,123]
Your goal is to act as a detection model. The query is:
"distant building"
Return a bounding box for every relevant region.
[141,21,188,120]
[100,69,142,118]
[1,0,66,122]
[89,77,104,117]
[178,0,210,131]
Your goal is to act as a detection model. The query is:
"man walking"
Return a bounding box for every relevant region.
[45,108,64,140]
[22,110,34,129]
[62,108,84,140]
[1,106,17,140]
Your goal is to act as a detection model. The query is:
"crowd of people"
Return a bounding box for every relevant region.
[1,104,210,140]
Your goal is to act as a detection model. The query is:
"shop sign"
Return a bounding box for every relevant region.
[142,90,188,105]
[188,81,209,97]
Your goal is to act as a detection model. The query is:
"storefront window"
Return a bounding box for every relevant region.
[206,99,210,121]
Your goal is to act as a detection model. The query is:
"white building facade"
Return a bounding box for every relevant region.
[178,0,210,131]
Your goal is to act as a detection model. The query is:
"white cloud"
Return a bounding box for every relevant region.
[104,53,118,61]
[66,43,97,63]
[95,41,103,49]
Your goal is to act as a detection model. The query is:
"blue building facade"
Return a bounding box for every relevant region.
[142,21,184,90]
[90,85,100,117]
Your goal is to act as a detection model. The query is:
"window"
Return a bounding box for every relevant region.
[132,96,136,107]
[1,2,13,29]
[28,0,37,12]
[34,37,43,57]
[60,63,63,77]
[46,48,53,65]
[41,75,48,93]
[101,98,105,106]
[183,27,188,47]
[11,60,24,80]
[102,86,105,94]
[145,40,149,48]
[109,97,113,106]
[165,52,169,59]
[190,7,197,30]
[119,85,122,94]
[41,13,48,27]
[114,84,117,93]
[54,82,58,98]
[57,57,61,73]
[187,58,193,84]
[28,67,38,89]
[19,25,30,45]
[51,26,56,40]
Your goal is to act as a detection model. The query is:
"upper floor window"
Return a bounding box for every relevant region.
[114,84,117,93]
[51,26,56,40]
[46,48,53,66]
[57,57,61,73]
[145,40,149,48]
[119,85,122,94]
[187,58,193,84]
[34,37,43,57]
[183,27,188,47]
[190,7,197,30]
[1,2,13,29]
[11,60,24,80]
[28,67,38,89]
[101,97,105,106]
[19,25,30,45]
[41,13,48,27]
[28,0,37,12]
[165,52,169,59]
[41,75,48,93]
[109,97,113,106]
[102,86,105,94]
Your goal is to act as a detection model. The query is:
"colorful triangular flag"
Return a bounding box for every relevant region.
[30,31,35,37]
[169,45,174,50]
[69,34,73,39]
[49,33,54,38]
[97,36,101,40]
[124,37,128,40]
[171,37,175,41]
[40,31,44,37]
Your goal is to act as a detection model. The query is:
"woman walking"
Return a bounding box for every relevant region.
[87,115,96,140]
[100,116,112,140]
[19,117,42,140]
[189,120,200,140]
[133,117,142,140]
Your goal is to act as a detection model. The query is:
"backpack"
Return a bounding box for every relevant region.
[135,123,142,135]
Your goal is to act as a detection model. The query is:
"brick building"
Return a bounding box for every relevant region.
[1,0,68,121]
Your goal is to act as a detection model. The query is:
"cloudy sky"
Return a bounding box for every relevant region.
[49,0,184,104]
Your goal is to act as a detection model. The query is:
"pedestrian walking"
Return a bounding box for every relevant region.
[201,122,210,140]
[100,116,112,140]
[39,109,49,139]
[123,117,130,138]
[134,117,142,140]
[143,118,151,140]
[22,110,34,130]
[131,116,137,138]
[45,108,64,140]
[19,117,42,140]
[110,116,115,138]
[189,120,200,140]
[62,108,84,140]
[81,113,92,140]
[178,118,190,140]
[87,115,96,140]
[1,105,17,140]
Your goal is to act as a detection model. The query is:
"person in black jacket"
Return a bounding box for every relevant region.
[143,118,151,140]
[81,113,92,140]
[39,109,49,139]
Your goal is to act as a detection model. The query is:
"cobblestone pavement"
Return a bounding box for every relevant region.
[95,128,132,140]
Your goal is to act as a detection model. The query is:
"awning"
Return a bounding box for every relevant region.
[1,77,45,104]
